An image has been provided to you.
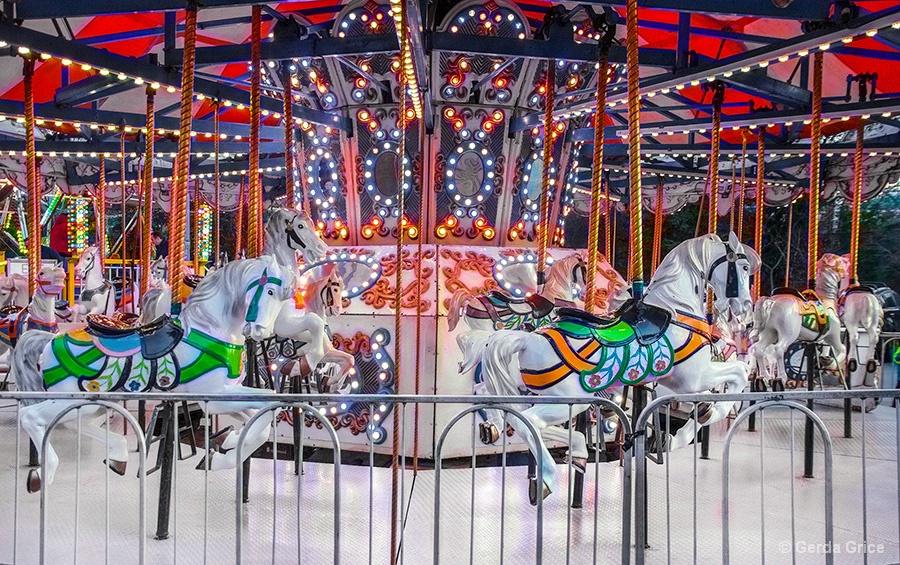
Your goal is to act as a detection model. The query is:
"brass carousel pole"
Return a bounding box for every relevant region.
[23,55,39,296]
[585,32,611,314]
[248,4,262,258]
[807,51,823,289]
[214,102,221,264]
[849,122,864,284]
[708,82,725,238]
[651,177,664,274]
[753,134,765,300]
[120,133,128,295]
[168,4,198,304]
[141,87,155,296]
[283,64,295,209]
[191,174,199,273]
[737,130,747,241]
[390,1,409,562]
[98,156,107,259]
[625,0,644,297]
[235,175,245,258]
[536,60,556,292]
[604,169,612,264]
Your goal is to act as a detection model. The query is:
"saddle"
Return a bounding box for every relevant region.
[485,290,555,319]
[553,299,672,347]
[772,287,830,333]
[86,314,184,360]
[184,274,204,289]
[0,305,23,317]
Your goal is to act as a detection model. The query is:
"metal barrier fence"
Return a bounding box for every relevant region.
[0,392,631,565]
[633,389,900,565]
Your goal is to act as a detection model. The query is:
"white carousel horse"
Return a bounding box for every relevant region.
[749,268,848,386]
[816,253,883,376]
[138,257,173,325]
[0,267,67,358]
[465,232,758,501]
[74,246,115,318]
[0,273,28,309]
[149,257,168,289]
[285,265,355,390]
[12,254,291,490]
[448,253,629,332]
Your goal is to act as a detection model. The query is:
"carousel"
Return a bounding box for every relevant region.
[0,0,898,563]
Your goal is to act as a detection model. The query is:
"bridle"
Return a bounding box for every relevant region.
[706,242,748,299]
[320,277,341,312]
[285,220,308,250]
[244,268,284,324]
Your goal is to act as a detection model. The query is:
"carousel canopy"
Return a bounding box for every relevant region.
[0,0,898,242]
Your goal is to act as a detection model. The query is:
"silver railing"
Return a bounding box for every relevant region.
[0,392,631,565]
[632,389,900,565]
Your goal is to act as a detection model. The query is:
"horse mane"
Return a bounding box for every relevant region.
[180,255,282,335]
[645,234,720,313]
[545,254,581,291]
[815,253,845,300]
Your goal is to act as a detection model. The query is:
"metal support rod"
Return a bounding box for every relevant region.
[570,411,589,509]
[154,403,175,540]
[804,343,817,478]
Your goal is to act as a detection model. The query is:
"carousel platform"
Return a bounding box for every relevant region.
[0,401,896,564]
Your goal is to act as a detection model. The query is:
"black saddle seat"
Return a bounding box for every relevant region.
[0,305,23,317]
[841,284,875,297]
[614,299,672,346]
[109,279,127,291]
[772,287,806,301]
[55,300,69,310]
[487,290,555,319]
[555,307,616,328]
[87,314,184,360]
[87,313,141,336]
[184,274,204,289]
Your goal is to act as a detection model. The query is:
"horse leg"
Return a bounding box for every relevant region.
[508,405,557,504]
[535,404,590,473]
[667,361,750,451]
[846,323,860,376]
[70,414,130,475]
[207,408,275,471]
[20,400,85,491]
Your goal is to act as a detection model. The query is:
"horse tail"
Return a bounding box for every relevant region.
[481,330,528,398]
[447,289,474,332]
[750,296,773,341]
[10,331,53,406]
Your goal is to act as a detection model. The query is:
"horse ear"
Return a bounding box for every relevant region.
[727,230,741,250]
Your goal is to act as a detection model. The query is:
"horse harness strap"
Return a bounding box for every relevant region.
[706,243,747,298]
[179,329,244,383]
[81,281,112,303]
[670,310,720,364]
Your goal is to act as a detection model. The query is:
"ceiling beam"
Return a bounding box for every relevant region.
[720,68,811,108]
[573,0,829,20]
[54,74,140,107]
[0,19,351,132]
[512,4,900,132]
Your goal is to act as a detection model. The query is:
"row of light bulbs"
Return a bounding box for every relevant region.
[388,0,424,120]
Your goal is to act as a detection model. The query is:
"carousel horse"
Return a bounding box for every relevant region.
[0,273,28,310]
[138,258,173,325]
[466,232,758,502]
[0,267,67,357]
[749,267,848,387]
[816,253,883,376]
[12,254,291,491]
[74,246,115,318]
[285,265,355,391]
[449,254,627,333]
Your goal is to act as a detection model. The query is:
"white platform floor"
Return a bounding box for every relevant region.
[0,401,896,564]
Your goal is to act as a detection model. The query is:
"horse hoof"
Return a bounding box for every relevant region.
[26,469,41,493]
[479,422,499,445]
[695,402,714,424]
[866,359,878,374]
[104,459,127,476]
[771,379,785,393]
[210,425,235,453]
[848,359,858,373]
[196,449,215,471]
[528,479,551,506]
[566,456,587,474]
[751,379,767,393]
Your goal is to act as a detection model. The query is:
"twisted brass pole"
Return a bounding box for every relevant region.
[98,156,107,259]
[168,6,197,303]
[191,174,200,273]
[120,133,128,293]
[214,102,220,264]
[626,0,644,296]
[141,88,154,296]
[585,54,609,313]
[753,134,765,299]
[807,51,823,289]
[849,122,864,284]
[737,130,747,240]
[708,84,724,237]
[248,5,262,258]
[536,61,556,290]
[23,55,38,295]
[235,175,245,258]
[651,178,664,273]
[283,65,295,209]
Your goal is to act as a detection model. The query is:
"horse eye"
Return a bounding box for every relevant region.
[743,266,749,271]
[267,289,274,296]
[297,224,304,229]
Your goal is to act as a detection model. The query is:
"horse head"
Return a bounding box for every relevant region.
[36,266,67,297]
[75,246,102,282]
[149,257,169,289]
[309,263,345,318]
[707,231,760,318]
[265,207,328,264]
